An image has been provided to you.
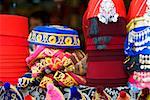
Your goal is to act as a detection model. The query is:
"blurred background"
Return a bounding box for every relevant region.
[0,0,89,30]
[0,0,130,50]
[0,0,131,29]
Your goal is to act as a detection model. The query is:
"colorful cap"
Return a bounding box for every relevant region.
[28,25,80,49]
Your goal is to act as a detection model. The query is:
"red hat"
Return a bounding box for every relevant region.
[86,0,126,20]
[127,0,150,22]
[0,14,29,85]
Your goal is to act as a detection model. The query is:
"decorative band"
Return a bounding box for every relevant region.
[124,55,150,65]
[28,30,80,49]
[127,17,150,32]
[124,63,150,74]
[128,26,150,47]
[139,54,150,64]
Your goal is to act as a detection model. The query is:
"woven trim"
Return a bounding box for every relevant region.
[28,30,80,49]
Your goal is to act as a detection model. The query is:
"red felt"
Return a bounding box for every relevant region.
[86,49,124,56]
[0,35,28,46]
[0,56,27,60]
[127,0,147,22]
[0,46,29,55]
[0,59,26,63]
[0,66,28,69]
[0,62,27,67]
[88,55,124,62]
[86,61,127,79]
[86,36,125,45]
[0,77,20,85]
[0,68,28,73]
[86,78,128,87]
[0,14,28,37]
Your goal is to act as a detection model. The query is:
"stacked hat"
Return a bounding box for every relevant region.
[82,0,128,87]
[0,15,29,84]
[13,25,93,99]
[124,0,150,90]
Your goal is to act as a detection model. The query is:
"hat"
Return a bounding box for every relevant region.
[0,82,23,100]
[127,0,150,22]
[45,83,64,100]
[28,25,80,49]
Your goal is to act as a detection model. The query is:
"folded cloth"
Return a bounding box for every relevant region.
[26,46,65,66]
[28,25,80,49]
[39,75,53,88]
[0,36,28,46]
[53,71,86,87]
[0,15,28,38]
[86,36,125,45]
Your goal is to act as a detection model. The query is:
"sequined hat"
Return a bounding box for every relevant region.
[28,25,80,49]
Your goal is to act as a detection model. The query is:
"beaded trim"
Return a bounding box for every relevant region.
[132,72,150,83]
[124,55,150,66]
[28,30,80,49]
[128,26,150,47]
[139,54,150,64]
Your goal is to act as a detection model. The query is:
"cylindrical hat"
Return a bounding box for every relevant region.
[0,14,29,85]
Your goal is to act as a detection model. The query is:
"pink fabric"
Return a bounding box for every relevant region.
[26,45,45,65]
[46,83,64,100]
[129,73,150,89]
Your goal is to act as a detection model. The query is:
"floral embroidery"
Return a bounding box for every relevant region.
[97,0,119,24]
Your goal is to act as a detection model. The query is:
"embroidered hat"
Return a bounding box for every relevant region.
[0,82,23,100]
[28,25,80,49]
[124,26,150,56]
[82,0,126,37]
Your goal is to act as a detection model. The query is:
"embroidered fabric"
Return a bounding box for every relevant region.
[97,0,119,24]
